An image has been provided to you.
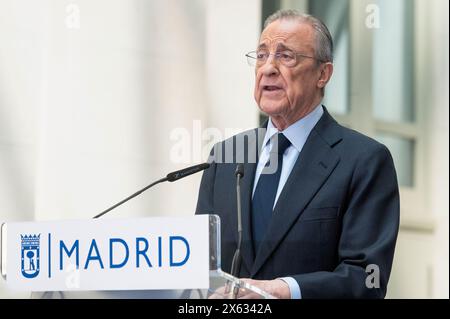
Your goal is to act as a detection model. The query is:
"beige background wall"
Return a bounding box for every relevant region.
[0,0,260,298]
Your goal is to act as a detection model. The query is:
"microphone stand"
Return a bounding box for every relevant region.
[93,177,168,219]
[230,164,244,298]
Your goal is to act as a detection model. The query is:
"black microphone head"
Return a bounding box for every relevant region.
[235,163,244,178]
[166,163,210,182]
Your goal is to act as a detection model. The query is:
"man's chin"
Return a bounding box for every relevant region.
[258,102,286,117]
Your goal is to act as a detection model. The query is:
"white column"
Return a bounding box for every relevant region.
[205,0,261,136]
[0,0,48,298]
[0,0,263,297]
[426,0,449,299]
[32,0,209,220]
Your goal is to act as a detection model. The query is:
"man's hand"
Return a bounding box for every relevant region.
[238,278,291,299]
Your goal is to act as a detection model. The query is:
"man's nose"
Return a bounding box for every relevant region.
[259,56,280,76]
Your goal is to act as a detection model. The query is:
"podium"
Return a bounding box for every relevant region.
[1,215,275,299]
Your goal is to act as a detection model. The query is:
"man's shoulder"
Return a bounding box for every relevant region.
[211,127,263,149]
[225,127,263,142]
[207,127,262,164]
[326,119,391,160]
[340,124,383,148]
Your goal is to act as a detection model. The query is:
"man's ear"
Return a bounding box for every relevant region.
[317,62,333,89]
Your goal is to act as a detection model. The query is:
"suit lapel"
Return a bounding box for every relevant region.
[239,161,256,271]
[250,111,342,277]
[237,126,266,273]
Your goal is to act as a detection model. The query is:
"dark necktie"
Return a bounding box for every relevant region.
[251,133,291,253]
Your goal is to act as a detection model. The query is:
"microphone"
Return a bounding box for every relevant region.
[230,164,244,279]
[166,163,210,182]
[93,163,210,219]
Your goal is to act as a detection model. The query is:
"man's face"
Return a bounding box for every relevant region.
[254,19,325,126]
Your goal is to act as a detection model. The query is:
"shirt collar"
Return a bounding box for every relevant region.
[262,104,324,153]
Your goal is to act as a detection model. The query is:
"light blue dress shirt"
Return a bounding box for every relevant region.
[252,104,324,299]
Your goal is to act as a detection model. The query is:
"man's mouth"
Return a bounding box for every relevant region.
[262,85,283,92]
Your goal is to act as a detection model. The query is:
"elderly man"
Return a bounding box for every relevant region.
[196,10,399,299]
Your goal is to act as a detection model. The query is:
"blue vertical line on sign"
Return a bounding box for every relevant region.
[158,236,162,267]
[48,233,51,278]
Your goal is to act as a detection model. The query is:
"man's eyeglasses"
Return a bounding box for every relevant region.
[245,50,324,67]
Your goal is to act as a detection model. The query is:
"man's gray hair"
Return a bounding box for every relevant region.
[264,10,334,63]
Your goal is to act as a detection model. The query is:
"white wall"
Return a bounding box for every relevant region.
[426,0,449,299]
[205,0,261,133]
[0,0,261,298]
[386,0,449,299]
[0,0,45,298]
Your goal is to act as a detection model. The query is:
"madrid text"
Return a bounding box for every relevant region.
[58,236,190,270]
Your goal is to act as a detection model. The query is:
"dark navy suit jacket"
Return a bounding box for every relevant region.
[195,108,400,298]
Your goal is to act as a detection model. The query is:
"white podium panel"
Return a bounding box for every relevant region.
[1,215,275,299]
